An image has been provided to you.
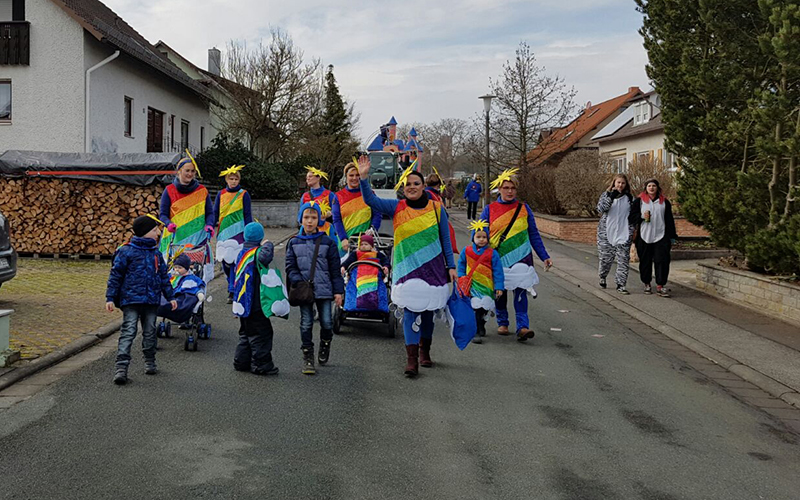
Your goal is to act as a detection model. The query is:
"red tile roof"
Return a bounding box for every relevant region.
[527,87,642,166]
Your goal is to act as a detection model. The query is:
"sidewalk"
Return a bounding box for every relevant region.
[542,235,800,409]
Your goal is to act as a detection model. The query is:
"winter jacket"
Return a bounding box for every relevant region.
[285,231,344,300]
[464,180,483,202]
[228,239,275,294]
[106,237,174,307]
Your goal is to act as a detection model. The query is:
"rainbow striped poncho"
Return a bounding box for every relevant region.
[463,245,497,311]
[488,201,539,290]
[344,251,389,313]
[336,188,373,235]
[160,184,210,253]
[216,189,248,265]
[390,199,449,312]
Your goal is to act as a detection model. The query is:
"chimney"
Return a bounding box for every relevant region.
[208,47,221,76]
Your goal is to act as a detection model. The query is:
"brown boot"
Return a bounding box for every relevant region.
[404,344,419,377]
[497,326,510,335]
[420,337,434,368]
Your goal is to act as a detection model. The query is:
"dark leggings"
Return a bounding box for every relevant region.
[467,202,478,219]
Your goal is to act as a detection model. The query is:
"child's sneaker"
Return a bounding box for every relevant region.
[599,277,607,289]
[144,360,157,375]
[657,286,671,298]
[318,340,331,365]
[616,285,630,295]
[302,348,316,375]
[644,284,652,295]
[113,368,128,385]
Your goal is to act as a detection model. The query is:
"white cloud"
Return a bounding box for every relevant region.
[104,0,649,141]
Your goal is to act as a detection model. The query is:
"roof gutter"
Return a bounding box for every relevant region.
[85,50,120,153]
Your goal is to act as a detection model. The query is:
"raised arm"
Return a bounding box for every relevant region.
[357,154,398,216]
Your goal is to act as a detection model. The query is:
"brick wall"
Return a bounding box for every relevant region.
[534,213,709,243]
[696,263,800,324]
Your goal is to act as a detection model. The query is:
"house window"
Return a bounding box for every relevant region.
[0,1,12,21]
[611,156,627,173]
[637,151,651,161]
[123,97,133,137]
[633,102,651,126]
[169,115,175,150]
[200,126,205,151]
[180,120,189,150]
[0,81,10,121]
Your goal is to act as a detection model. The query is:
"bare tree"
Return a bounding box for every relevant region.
[482,41,576,169]
[425,118,470,177]
[218,29,322,161]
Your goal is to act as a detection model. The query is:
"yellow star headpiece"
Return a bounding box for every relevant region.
[316,198,331,218]
[181,149,202,179]
[489,168,520,190]
[395,159,418,191]
[145,214,165,227]
[219,164,245,177]
[305,165,329,181]
[431,165,445,193]
[469,219,490,233]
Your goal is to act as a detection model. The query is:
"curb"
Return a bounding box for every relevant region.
[0,318,122,392]
[548,265,800,409]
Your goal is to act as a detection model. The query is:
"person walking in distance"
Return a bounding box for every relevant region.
[464,176,482,220]
[629,178,677,297]
[596,174,635,294]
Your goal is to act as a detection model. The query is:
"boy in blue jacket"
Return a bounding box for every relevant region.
[285,201,344,375]
[106,215,177,385]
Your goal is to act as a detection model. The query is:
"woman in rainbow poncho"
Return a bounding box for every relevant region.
[357,155,457,378]
[159,155,215,282]
[333,162,382,256]
[301,166,339,248]
[213,165,253,303]
[480,169,553,343]
[457,220,505,345]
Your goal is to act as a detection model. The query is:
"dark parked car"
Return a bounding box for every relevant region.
[0,209,17,288]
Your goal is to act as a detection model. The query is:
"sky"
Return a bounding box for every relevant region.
[105,0,650,144]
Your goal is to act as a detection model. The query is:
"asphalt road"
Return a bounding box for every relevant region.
[1,225,800,500]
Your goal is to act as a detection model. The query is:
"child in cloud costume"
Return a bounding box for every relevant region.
[358,156,457,377]
[231,222,289,375]
[214,165,253,301]
[457,220,505,344]
[480,168,553,342]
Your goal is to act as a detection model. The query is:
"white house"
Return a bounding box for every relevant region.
[591,91,676,173]
[0,0,216,154]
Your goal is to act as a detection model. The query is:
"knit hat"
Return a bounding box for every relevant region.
[133,215,159,237]
[173,253,191,270]
[244,222,265,243]
[298,201,324,227]
[359,233,375,247]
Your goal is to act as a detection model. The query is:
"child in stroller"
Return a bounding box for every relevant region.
[340,233,390,313]
[156,251,211,350]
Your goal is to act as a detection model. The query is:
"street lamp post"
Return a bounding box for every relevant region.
[479,94,495,208]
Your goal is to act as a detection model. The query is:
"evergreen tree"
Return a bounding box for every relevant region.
[637,0,800,274]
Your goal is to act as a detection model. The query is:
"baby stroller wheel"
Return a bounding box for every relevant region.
[192,338,199,351]
[183,338,190,351]
[332,305,342,335]
[157,322,165,338]
[165,322,172,338]
[205,325,212,339]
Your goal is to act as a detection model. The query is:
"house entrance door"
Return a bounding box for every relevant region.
[147,107,164,152]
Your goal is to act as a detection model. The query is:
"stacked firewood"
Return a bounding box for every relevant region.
[0,178,165,255]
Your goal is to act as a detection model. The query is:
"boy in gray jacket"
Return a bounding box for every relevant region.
[285,202,344,375]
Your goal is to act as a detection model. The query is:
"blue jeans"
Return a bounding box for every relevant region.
[116,304,158,369]
[495,288,528,332]
[300,299,333,350]
[402,310,434,346]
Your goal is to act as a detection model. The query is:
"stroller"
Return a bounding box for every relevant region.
[332,232,401,337]
[156,239,213,351]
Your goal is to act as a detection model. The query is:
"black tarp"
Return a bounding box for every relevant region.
[0,150,180,186]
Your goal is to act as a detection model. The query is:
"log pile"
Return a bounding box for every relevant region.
[0,178,165,255]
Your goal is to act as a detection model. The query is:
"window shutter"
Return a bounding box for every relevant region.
[657,148,662,163]
[12,0,24,21]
